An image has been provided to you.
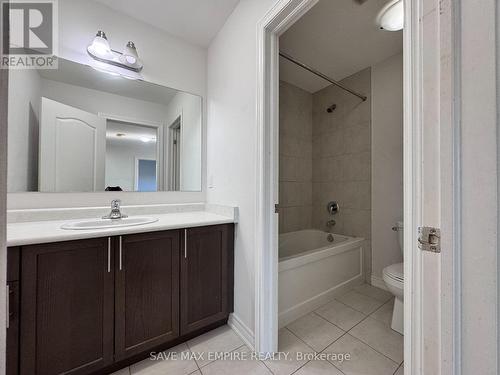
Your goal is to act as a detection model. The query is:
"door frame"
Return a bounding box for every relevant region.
[255,0,449,373]
[165,113,183,191]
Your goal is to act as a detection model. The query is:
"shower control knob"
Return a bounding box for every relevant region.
[327,201,340,215]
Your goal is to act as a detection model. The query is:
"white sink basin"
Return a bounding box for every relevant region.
[61,217,158,230]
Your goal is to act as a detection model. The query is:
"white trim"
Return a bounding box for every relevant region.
[255,0,319,354]
[228,313,255,351]
[370,275,389,291]
[403,0,421,372]
[98,113,163,129]
[166,112,183,191]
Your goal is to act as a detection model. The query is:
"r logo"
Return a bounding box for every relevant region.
[2,1,54,55]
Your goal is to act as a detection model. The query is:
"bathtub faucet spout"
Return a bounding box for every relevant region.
[326,219,336,229]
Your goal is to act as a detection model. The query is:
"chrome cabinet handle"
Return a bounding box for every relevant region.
[184,229,187,259]
[107,237,111,273]
[119,236,123,271]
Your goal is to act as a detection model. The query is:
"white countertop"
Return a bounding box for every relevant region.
[7,211,235,247]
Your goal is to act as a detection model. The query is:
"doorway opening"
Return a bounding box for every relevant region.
[255,0,423,373]
[104,118,159,192]
[276,0,404,371]
[168,116,181,191]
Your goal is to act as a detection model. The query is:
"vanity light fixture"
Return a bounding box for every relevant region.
[87,30,143,72]
[376,0,404,31]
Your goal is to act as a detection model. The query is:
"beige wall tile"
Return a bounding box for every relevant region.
[279,81,313,233]
[311,69,372,281]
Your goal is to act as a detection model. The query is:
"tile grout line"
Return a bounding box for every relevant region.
[352,285,393,303]
[311,310,348,333]
[185,341,203,373]
[336,290,386,315]
[317,297,401,368]
[284,310,352,374]
[393,361,404,375]
[345,316,402,366]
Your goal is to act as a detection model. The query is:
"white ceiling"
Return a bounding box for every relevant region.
[280,0,403,93]
[93,0,240,47]
[106,120,157,143]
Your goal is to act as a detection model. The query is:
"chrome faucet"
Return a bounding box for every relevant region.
[326,219,336,230]
[103,199,128,220]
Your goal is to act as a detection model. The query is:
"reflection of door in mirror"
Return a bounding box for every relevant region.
[168,116,181,191]
[105,119,158,192]
[39,98,106,192]
[135,159,157,192]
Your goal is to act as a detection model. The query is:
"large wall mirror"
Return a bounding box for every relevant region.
[8,58,202,193]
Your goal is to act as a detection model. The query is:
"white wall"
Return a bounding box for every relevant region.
[58,0,206,97]
[105,137,157,191]
[371,53,404,279]
[206,0,279,344]
[7,69,41,192]
[8,0,207,209]
[165,92,202,191]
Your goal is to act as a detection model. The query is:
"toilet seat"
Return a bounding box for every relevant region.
[383,262,404,283]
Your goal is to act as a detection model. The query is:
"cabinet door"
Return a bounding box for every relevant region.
[114,230,180,360]
[180,224,234,335]
[7,247,20,375]
[20,238,114,375]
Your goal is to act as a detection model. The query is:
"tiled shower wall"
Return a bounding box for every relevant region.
[278,81,313,234]
[311,68,372,278]
[279,69,372,279]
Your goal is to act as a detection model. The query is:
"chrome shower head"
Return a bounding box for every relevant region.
[326,104,337,113]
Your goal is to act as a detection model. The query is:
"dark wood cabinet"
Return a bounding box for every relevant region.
[7,247,20,375]
[114,231,180,360]
[20,238,114,375]
[181,224,234,335]
[8,224,234,375]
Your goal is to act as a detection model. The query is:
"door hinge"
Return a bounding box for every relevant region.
[275,204,280,214]
[418,227,441,253]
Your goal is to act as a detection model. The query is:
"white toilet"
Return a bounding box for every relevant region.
[383,221,404,335]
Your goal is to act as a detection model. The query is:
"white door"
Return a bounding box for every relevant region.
[409,0,499,373]
[39,97,106,192]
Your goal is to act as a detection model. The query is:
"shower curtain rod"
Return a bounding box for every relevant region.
[279,51,368,102]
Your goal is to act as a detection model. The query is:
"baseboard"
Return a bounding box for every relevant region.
[228,313,255,351]
[278,274,364,328]
[370,275,389,291]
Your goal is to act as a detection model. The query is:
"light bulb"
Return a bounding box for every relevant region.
[121,41,139,66]
[89,30,113,58]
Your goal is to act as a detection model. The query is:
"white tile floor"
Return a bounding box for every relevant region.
[112,284,403,375]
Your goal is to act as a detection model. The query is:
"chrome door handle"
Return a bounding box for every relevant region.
[107,237,111,273]
[119,236,123,270]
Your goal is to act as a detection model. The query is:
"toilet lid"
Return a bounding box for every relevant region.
[384,263,404,282]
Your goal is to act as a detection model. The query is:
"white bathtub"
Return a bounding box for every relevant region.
[279,229,364,327]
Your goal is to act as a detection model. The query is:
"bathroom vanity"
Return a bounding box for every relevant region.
[5,48,233,374]
[6,215,235,375]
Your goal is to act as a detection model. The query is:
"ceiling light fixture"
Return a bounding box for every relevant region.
[377,0,404,31]
[87,30,143,72]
